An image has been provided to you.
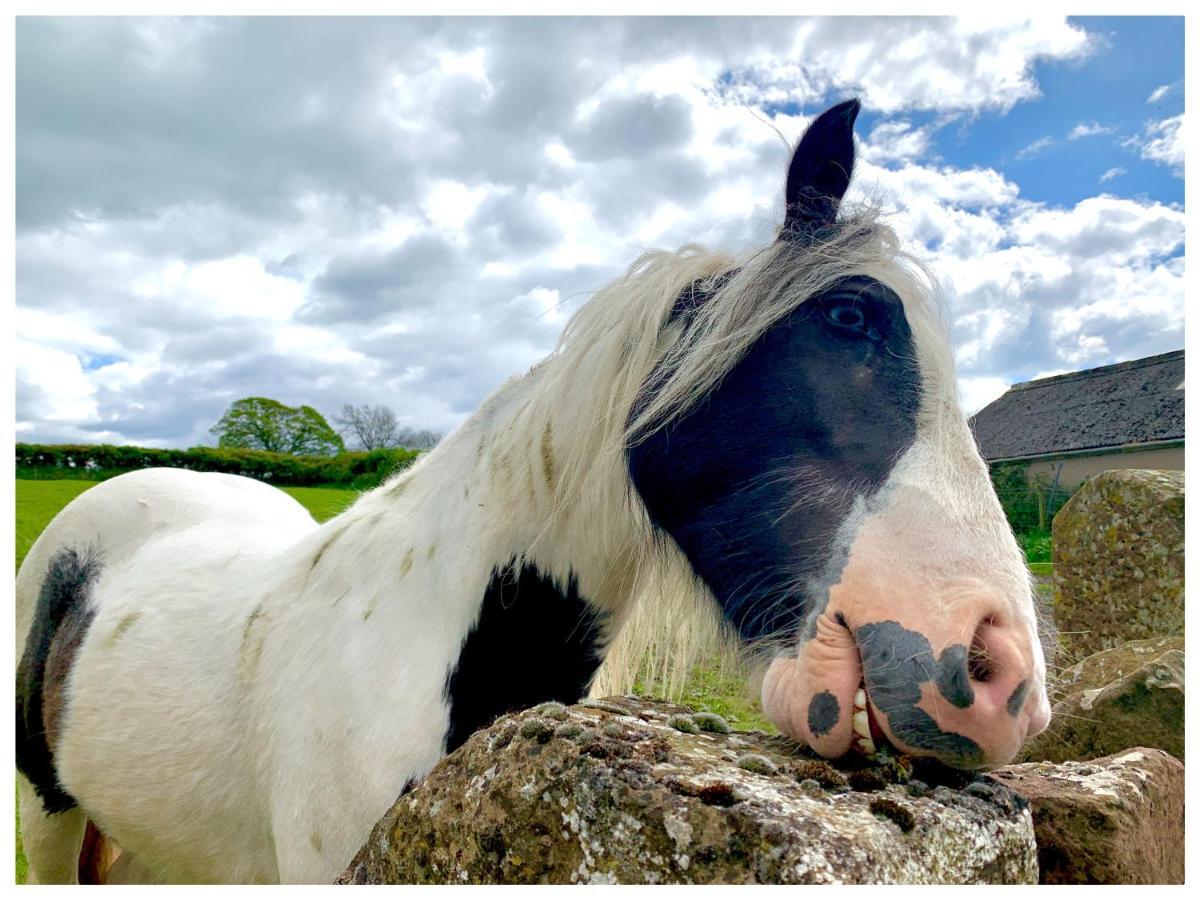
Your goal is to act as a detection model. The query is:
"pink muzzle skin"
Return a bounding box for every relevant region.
[761,599,1050,770]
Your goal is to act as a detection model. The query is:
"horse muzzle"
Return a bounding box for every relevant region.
[762,598,1051,770]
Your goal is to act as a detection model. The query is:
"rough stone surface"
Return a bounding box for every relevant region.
[338,697,1037,885]
[993,748,1184,884]
[1019,636,1184,763]
[1051,469,1183,659]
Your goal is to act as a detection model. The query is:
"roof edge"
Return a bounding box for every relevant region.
[985,437,1185,465]
[1009,349,1184,393]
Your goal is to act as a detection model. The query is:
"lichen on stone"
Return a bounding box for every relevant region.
[341,697,1042,885]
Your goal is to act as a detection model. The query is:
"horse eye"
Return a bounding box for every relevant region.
[825,303,867,333]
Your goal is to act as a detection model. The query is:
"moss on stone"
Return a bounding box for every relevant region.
[668,714,700,734]
[869,796,916,832]
[692,712,732,734]
[735,753,778,775]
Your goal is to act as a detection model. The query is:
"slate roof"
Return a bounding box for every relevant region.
[969,350,1184,461]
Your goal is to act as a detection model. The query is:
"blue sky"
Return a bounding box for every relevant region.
[942,16,1183,209]
[15,17,1187,446]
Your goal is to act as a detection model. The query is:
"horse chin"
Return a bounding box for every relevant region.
[760,613,865,760]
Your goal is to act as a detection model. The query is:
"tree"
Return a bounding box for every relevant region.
[334,403,400,451]
[210,397,345,456]
[395,427,444,451]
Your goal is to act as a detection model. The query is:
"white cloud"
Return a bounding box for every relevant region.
[862,119,934,164]
[1147,83,1175,104]
[1067,121,1114,140]
[1099,166,1125,183]
[1134,114,1184,175]
[1015,135,1054,160]
[958,376,1012,415]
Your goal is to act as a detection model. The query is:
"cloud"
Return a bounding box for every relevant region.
[861,119,935,164]
[1067,121,1114,140]
[14,16,1177,447]
[1131,114,1184,176]
[1147,83,1175,104]
[1099,166,1126,183]
[1014,135,1054,160]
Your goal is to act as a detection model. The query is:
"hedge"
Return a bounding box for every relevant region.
[15,443,422,490]
[989,461,1077,535]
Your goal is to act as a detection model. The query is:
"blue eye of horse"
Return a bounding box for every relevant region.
[825,303,868,333]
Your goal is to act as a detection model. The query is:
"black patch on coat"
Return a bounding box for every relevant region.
[856,620,983,768]
[935,644,975,709]
[628,275,921,642]
[16,546,102,814]
[443,560,608,754]
[807,690,841,737]
[1006,679,1030,717]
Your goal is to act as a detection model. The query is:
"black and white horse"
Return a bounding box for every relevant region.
[16,100,1051,884]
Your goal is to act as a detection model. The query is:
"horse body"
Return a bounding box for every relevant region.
[19,365,645,882]
[17,99,1054,884]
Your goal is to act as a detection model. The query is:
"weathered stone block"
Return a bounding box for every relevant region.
[1051,469,1183,659]
[339,697,1037,885]
[994,748,1184,884]
[1019,636,1184,763]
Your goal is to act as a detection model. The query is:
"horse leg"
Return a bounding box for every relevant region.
[104,850,170,884]
[17,772,87,884]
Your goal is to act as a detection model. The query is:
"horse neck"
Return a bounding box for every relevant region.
[329,367,649,622]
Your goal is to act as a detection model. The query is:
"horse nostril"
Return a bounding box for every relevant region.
[968,617,997,683]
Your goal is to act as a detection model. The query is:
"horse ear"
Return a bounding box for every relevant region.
[781,98,861,240]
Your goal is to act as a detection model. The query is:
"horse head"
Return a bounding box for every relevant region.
[626,99,1052,769]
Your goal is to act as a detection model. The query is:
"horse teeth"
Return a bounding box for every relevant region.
[853,688,866,710]
[853,709,871,739]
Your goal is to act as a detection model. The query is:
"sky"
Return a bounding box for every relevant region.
[14,15,1186,448]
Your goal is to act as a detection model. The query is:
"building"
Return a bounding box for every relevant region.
[969,349,1184,489]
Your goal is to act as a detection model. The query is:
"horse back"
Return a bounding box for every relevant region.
[17,468,315,654]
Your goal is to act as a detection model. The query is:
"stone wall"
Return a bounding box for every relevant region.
[339,698,1182,885]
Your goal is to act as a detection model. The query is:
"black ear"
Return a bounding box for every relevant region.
[782,98,861,240]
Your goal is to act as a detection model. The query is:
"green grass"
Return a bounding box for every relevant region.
[1016,529,1052,564]
[14,478,357,883]
[664,663,774,733]
[1028,561,1054,578]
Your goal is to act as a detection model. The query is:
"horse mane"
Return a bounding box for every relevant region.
[483,201,953,703]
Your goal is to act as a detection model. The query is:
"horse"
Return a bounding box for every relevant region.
[15,98,1052,884]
